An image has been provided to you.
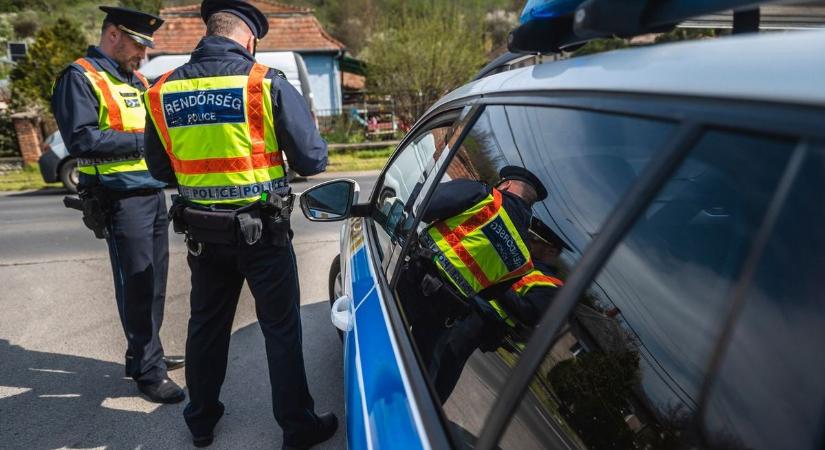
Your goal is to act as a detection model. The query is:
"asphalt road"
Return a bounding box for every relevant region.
[0,171,377,450]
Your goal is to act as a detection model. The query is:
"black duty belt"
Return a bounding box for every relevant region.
[169,191,295,251]
[106,188,162,200]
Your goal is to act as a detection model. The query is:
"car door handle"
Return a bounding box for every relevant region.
[330,295,353,332]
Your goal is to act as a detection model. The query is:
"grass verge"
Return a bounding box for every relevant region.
[327,146,393,172]
[0,164,61,191]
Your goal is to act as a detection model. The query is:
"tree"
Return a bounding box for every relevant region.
[10,18,87,113]
[362,1,487,122]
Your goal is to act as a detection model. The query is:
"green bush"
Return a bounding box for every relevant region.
[0,111,19,157]
[10,17,87,112]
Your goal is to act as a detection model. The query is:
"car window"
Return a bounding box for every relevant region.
[701,143,825,450]
[393,104,676,447]
[371,122,454,263]
[498,129,798,449]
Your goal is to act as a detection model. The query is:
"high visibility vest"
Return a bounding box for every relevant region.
[144,63,285,206]
[490,270,563,327]
[423,188,533,297]
[73,58,151,177]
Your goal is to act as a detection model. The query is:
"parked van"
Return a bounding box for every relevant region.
[139,51,316,114]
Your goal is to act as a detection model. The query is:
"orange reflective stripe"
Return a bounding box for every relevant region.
[174,152,284,175]
[436,220,493,288]
[147,70,176,165]
[75,58,133,132]
[246,63,268,155]
[434,189,508,289]
[449,189,503,242]
[511,273,563,293]
[134,71,149,89]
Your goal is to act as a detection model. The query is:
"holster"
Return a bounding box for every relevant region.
[63,188,110,239]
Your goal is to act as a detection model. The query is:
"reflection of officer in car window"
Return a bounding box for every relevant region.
[419,165,548,300]
[404,166,549,400]
[425,219,568,404]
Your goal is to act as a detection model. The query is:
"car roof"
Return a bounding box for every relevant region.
[428,29,825,114]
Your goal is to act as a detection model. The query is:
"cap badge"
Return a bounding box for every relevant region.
[149,18,157,25]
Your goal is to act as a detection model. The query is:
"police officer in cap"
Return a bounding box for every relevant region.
[51,6,185,404]
[142,1,335,448]
[407,166,547,379]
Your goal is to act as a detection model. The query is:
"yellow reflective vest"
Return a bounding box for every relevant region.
[73,58,151,177]
[423,188,534,297]
[144,63,285,206]
[490,270,563,327]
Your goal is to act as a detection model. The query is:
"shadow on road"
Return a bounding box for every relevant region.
[0,301,344,449]
[6,187,69,197]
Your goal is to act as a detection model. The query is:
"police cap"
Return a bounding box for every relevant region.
[499,166,548,202]
[99,6,164,48]
[201,0,270,39]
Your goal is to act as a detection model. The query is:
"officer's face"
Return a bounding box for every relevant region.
[112,30,148,73]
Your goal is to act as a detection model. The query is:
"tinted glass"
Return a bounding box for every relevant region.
[302,180,352,220]
[500,130,797,449]
[372,124,452,262]
[702,145,825,450]
[393,104,676,447]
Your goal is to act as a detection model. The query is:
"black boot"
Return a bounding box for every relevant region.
[137,378,185,404]
[282,413,338,450]
[163,355,185,371]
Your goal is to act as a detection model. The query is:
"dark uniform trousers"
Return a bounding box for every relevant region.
[104,189,169,384]
[183,238,316,440]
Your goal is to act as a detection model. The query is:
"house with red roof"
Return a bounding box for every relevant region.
[149,1,346,116]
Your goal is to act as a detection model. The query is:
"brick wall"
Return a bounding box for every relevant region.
[11,113,42,165]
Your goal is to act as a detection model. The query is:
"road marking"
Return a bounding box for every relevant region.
[39,394,81,398]
[536,406,573,450]
[0,386,31,399]
[101,396,162,414]
[29,368,75,374]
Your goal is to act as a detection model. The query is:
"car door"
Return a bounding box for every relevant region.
[341,108,471,449]
[380,99,680,448]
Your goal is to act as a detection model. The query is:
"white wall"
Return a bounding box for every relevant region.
[301,53,342,116]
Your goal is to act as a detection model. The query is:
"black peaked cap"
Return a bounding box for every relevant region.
[99,6,164,48]
[201,0,269,39]
[499,165,548,202]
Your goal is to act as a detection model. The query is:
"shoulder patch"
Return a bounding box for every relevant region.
[275,69,287,80]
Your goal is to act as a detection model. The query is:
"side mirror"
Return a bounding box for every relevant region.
[300,178,359,222]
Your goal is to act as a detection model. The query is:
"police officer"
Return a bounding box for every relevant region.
[409,166,548,392]
[51,6,185,404]
[419,165,548,300]
[427,218,566,403]
[142,1,336,448]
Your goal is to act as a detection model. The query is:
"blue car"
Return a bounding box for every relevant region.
[299,2,825,449]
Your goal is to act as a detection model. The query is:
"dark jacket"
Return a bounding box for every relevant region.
[422,178,533,241]
[51,46,165,191]
[143,36,327,185]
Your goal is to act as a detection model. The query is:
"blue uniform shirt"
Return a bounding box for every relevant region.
[51,46,166,191]
[143,36,328,185]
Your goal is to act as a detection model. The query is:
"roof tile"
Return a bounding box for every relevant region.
[150,0,344,55]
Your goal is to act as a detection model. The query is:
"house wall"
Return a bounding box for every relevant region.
[300,53,342,116]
